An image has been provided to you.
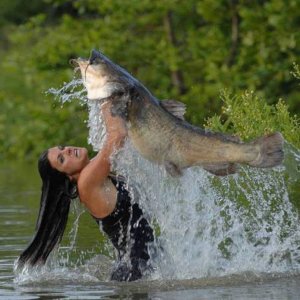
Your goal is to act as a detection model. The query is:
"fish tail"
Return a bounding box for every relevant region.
[248,132,284,168]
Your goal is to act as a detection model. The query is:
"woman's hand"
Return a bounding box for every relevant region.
[101,101,127,148]
[101,101,127,140]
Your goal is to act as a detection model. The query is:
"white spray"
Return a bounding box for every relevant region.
[45,80,300,281]
[83,97,300,280]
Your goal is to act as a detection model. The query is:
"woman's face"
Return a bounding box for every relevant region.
[48,146,89,176]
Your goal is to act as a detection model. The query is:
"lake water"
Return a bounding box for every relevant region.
[1,155,300,299]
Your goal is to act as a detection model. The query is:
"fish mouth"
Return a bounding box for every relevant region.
[69,49,105,67]
[69,57,89,70]
[71,49,138,100]
[69,58,79,67]
[70,49,107,76]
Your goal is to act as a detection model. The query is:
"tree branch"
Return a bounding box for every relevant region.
[226,0,240,67]
[164,10,186,95]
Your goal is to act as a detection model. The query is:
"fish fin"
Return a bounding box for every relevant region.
[204,163,238,176]
[205,129,241,144]
[223,134,241,143]
[165,161,183,177]
[161,100,186,120]
[248,132,284,168]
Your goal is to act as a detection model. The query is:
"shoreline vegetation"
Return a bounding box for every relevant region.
[1,0,299,161]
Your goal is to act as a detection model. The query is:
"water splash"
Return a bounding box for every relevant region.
[48,79,107,150]
[14,201,112,284]
[83,97,300,280]
[86,101,106,150]
[14,264,99,285]
[47,78,87,105]
[47,81,300,281]
[55,201,86,268]
[108,141,300,280]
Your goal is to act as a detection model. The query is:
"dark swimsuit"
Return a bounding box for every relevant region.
[93,177,154,281]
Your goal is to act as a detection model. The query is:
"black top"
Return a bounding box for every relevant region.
[93,177,154,281]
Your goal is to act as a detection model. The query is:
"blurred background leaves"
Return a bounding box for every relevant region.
[0,0,299,161]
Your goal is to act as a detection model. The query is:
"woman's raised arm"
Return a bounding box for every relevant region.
[77,101,127,214]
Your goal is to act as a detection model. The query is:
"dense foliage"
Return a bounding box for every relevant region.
[206,89,300,147]
[1,0,299,161]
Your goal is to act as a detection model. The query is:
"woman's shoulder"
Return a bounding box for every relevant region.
[76,158,110,193]
[77,173,118,218]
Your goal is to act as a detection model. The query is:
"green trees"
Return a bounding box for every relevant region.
[1,0,299,160]
[205,89,300,147]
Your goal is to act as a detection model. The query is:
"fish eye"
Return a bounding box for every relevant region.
[90,57,102,65]
[89,58,96,65]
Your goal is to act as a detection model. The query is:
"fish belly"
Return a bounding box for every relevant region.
[128,100,258,170]
[128,120,172,163]
[128,103,176,163]
[170,126,258,168]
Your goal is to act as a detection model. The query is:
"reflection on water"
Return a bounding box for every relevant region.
[1,162,300,299]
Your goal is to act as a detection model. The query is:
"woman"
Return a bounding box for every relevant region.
[17,102,155,282]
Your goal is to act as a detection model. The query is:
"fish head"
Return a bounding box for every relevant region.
[72,49,139,100]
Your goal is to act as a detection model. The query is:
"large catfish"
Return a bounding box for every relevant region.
[72,50,284,176]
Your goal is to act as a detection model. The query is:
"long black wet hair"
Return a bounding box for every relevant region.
[18,150,78,267]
